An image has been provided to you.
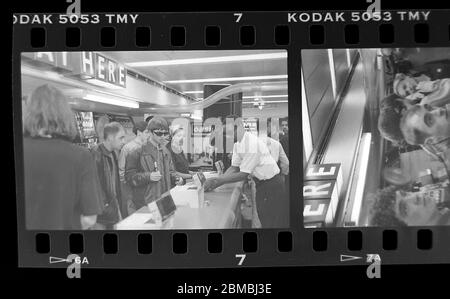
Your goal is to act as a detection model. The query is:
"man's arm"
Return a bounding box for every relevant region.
[125,149,152,187]
[118,145,128,181]
[218,166,248,184]
[204,166,248,191]
[278,144,289,175]
[168,151,177,179]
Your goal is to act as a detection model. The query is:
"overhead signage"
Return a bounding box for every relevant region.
[303,163,342,228]
[22,51,127,88]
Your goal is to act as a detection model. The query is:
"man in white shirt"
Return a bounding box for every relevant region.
[204,117,289,228]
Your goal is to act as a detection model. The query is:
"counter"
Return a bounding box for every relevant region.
[115,181,243,230]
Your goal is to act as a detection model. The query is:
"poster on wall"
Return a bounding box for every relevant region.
[74,111,98,148]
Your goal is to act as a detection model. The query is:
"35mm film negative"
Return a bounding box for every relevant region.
[12,9,450,270]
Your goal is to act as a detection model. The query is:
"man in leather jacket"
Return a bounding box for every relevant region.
[90,122,126,229]
[125,116,179,209]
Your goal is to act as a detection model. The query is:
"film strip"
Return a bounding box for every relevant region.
[12,9,450,271]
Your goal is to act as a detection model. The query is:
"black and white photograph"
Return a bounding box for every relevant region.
[20,50,289,230]
[303,47,450,227]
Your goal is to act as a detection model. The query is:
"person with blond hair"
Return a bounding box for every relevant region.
[23,84,103,230]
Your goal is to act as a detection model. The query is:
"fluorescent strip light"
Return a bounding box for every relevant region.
[327,49,337,99]
[243,100,288,104]
[301,69,313,161]
[351,132,372,225]
[346,49,352,68]
[183,90,203,94]
[83,94,139,109]
[126,52,287,67]
[243,94,288,99]
[164,75,287,84]
[196,95,288,100]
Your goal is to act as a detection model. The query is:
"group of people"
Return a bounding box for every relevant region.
[371,48,450,226]
[204,117,289,228]
[22,84,290,230]
[23,84,183,229]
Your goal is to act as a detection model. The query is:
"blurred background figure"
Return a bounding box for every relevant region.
[169,127,194,181]
[23,84,102,230]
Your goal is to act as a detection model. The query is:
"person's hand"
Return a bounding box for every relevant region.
[150,171,162,182]
[175,176,184,186]
[204,177,219,191]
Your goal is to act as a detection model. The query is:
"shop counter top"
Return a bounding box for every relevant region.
[114,182,242,230]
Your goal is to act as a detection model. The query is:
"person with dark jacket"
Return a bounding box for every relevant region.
[91,122,126,229]
[279,118,289,158]
[23,84,103,230]
[118,121,150,216]
[125,116,179,209]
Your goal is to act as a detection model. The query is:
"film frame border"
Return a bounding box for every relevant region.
[12,10,450,268]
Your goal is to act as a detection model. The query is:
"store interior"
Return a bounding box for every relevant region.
[303,48,450,227]
[21,50,288,166]
[21,50,289,230]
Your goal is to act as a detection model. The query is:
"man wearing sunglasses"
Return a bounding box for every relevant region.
[125,116,180,210]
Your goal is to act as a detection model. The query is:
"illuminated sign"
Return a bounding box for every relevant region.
[22,52,127,88]
[305,163,343,195]
[192,124,213,137]
[243,118,258,133]
[304,199,332,228]
[21,52,74,73]
[81,52,126,88]
[303,163,342,228]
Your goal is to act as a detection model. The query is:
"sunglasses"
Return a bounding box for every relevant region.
[152,130,170,137]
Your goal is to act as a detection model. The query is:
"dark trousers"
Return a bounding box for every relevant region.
[254,174,289,228]
[120,181,132,218]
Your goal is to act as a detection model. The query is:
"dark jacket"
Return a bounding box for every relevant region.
[125,140,176,209]
[169,146,190,174]
[24,137,103,230]
[418,59,450,80]
[90,144,122,226]
[280,134,289,158]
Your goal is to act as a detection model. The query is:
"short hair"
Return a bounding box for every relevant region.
[147,116,169,132]
[103,122,124,140]
[132,120,148,135]
[145,115,154,123]
[23,84,77,140]
[171,127,184,138]
[400,105,429,145]
[378,95,407,145]
[369,186,407,227]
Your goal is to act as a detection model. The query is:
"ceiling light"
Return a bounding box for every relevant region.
[164,75,287,84]
[243,94,288,99]
[126,52,287,67]
[183,90,203,94]
[83,94,139,108]
[243,100,288,104]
